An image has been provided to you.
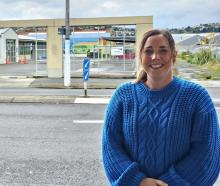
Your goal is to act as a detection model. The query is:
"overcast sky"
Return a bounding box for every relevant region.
[0,0,219,29]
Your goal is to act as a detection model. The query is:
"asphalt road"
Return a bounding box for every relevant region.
[0,103,219,185]
[0,87,219,106]
[0,59,135,77]
[0,103,108,186]
[0,88,115,97]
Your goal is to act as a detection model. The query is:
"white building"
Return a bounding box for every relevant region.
[0,28,19,64]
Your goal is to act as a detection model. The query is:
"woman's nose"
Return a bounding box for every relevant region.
[152,52,160,60]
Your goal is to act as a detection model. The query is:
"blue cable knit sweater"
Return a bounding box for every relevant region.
[102,77,220,186]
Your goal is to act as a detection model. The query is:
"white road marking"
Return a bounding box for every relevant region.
[213,98,220,102]
[74,97,110,104]
[74,98,219,108]
[73,120,104,124]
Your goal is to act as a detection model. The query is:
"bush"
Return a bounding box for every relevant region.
[180,49,218,65]
[178,51,191,60]
[191,49,214,65]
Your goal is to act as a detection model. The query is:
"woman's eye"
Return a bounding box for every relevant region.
[144,50,153,55]
[159,49,168,54]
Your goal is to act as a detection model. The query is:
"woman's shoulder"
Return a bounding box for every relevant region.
[116,81,134,90]
[177,77,208,95]
[113,81,136,99]
[177,78,212,107]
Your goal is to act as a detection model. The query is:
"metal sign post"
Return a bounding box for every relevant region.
[83,58,90,97]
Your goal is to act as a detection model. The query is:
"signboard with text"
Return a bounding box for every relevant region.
[111,47,123,56]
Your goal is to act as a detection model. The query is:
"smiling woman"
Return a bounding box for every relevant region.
[136,29,177,89]
[140,34,174,89]
[102,29,220,186]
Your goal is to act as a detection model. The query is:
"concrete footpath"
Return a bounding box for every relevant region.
[1,75,220,89]
[0,59,220,104]
[0,76,220,106]
[0,76,123,104]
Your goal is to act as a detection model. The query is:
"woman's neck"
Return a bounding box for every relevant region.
[145,75,173,90]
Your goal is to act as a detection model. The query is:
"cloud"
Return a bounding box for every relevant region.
[0,0,219,28]
[101,1,119,9]
[0,1,64,20]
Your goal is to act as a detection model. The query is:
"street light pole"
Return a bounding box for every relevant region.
[64,0,71,86]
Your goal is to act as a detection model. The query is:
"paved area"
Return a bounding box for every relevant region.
[0,62,219,185]
[0,75,220,89]
[0,60,220,104]
[175,60,218,80]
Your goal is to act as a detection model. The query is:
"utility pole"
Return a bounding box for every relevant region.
[64,0,71,86]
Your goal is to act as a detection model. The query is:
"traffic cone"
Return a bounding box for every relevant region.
[6,56,10,64]
[19,56,24,64]
[23,55,28,64]
[19,58,22,64]
[19,55,28,64]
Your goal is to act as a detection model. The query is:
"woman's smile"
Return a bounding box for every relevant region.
[149,63,164,69]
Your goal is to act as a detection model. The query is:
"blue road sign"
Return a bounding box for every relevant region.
[83,58,90,81]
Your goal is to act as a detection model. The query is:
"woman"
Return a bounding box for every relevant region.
[102,29,220,186]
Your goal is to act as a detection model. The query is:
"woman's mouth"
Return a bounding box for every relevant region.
[150,64,164,69]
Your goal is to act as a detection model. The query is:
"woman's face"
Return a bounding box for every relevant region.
[141,34,175,83]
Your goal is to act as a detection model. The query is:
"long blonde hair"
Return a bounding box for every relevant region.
[135,29,176,83]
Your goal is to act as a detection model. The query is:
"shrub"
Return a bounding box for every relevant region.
[192,49,213,65]
[180,49,218,65]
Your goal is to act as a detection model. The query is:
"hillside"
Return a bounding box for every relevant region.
[169,23,220,34]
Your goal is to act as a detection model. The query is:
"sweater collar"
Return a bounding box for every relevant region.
[138,76,180,98]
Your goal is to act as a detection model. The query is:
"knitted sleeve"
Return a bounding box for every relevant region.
[159,88,220,186]
[102,86,146,186]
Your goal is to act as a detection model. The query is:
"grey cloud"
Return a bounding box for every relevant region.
[0,0,219,28]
